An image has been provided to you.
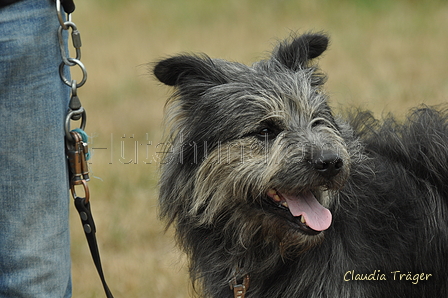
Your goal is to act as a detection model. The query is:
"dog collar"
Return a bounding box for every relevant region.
[229,267,250,298]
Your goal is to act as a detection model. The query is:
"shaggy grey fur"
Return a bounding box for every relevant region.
[153,33,448,298]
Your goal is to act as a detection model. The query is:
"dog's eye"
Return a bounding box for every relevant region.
[258,128,271,136]
[256,128,278,140]
[311,119,325,128]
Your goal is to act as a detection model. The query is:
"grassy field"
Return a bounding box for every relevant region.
[69,1,448,297]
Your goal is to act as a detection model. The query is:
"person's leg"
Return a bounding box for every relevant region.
[0,0,71,297]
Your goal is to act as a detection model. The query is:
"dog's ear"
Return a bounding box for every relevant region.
[274,33,329,71]
[153,55,227,87]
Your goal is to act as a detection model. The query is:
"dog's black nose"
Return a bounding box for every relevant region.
[311,150,343,178]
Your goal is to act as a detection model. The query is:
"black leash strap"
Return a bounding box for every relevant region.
[74,197,114,298]
[60,0,75,14]
[65,131,116,298]
[67,131,115,298]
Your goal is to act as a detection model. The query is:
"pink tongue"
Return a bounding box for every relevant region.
[282,191,332,231]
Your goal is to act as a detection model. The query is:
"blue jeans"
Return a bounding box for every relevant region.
[0,0,72,297]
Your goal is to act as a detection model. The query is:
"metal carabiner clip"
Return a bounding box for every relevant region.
[71,179,90,204]
[57,21,82,66]
[65,108,87,142]
[56,0,71,30]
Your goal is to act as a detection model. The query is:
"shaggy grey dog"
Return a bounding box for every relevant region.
[153,33,448,298]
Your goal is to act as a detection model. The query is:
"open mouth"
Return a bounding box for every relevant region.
[267,189,332,235]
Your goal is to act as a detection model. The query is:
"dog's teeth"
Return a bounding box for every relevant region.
[267,189,277,196]
[273,194,282,202]
[301,216,306,224]
[281,201,288,208]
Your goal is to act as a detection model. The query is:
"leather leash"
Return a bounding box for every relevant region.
[67,131,115,298]
[74,195,115,298]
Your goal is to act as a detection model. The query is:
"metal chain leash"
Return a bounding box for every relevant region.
[56,2,114,297]
[56,0,89,196]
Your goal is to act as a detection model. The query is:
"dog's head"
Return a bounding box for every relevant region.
[154,33,356,253]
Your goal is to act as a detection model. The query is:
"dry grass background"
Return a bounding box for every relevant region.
[68,1,448,297]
